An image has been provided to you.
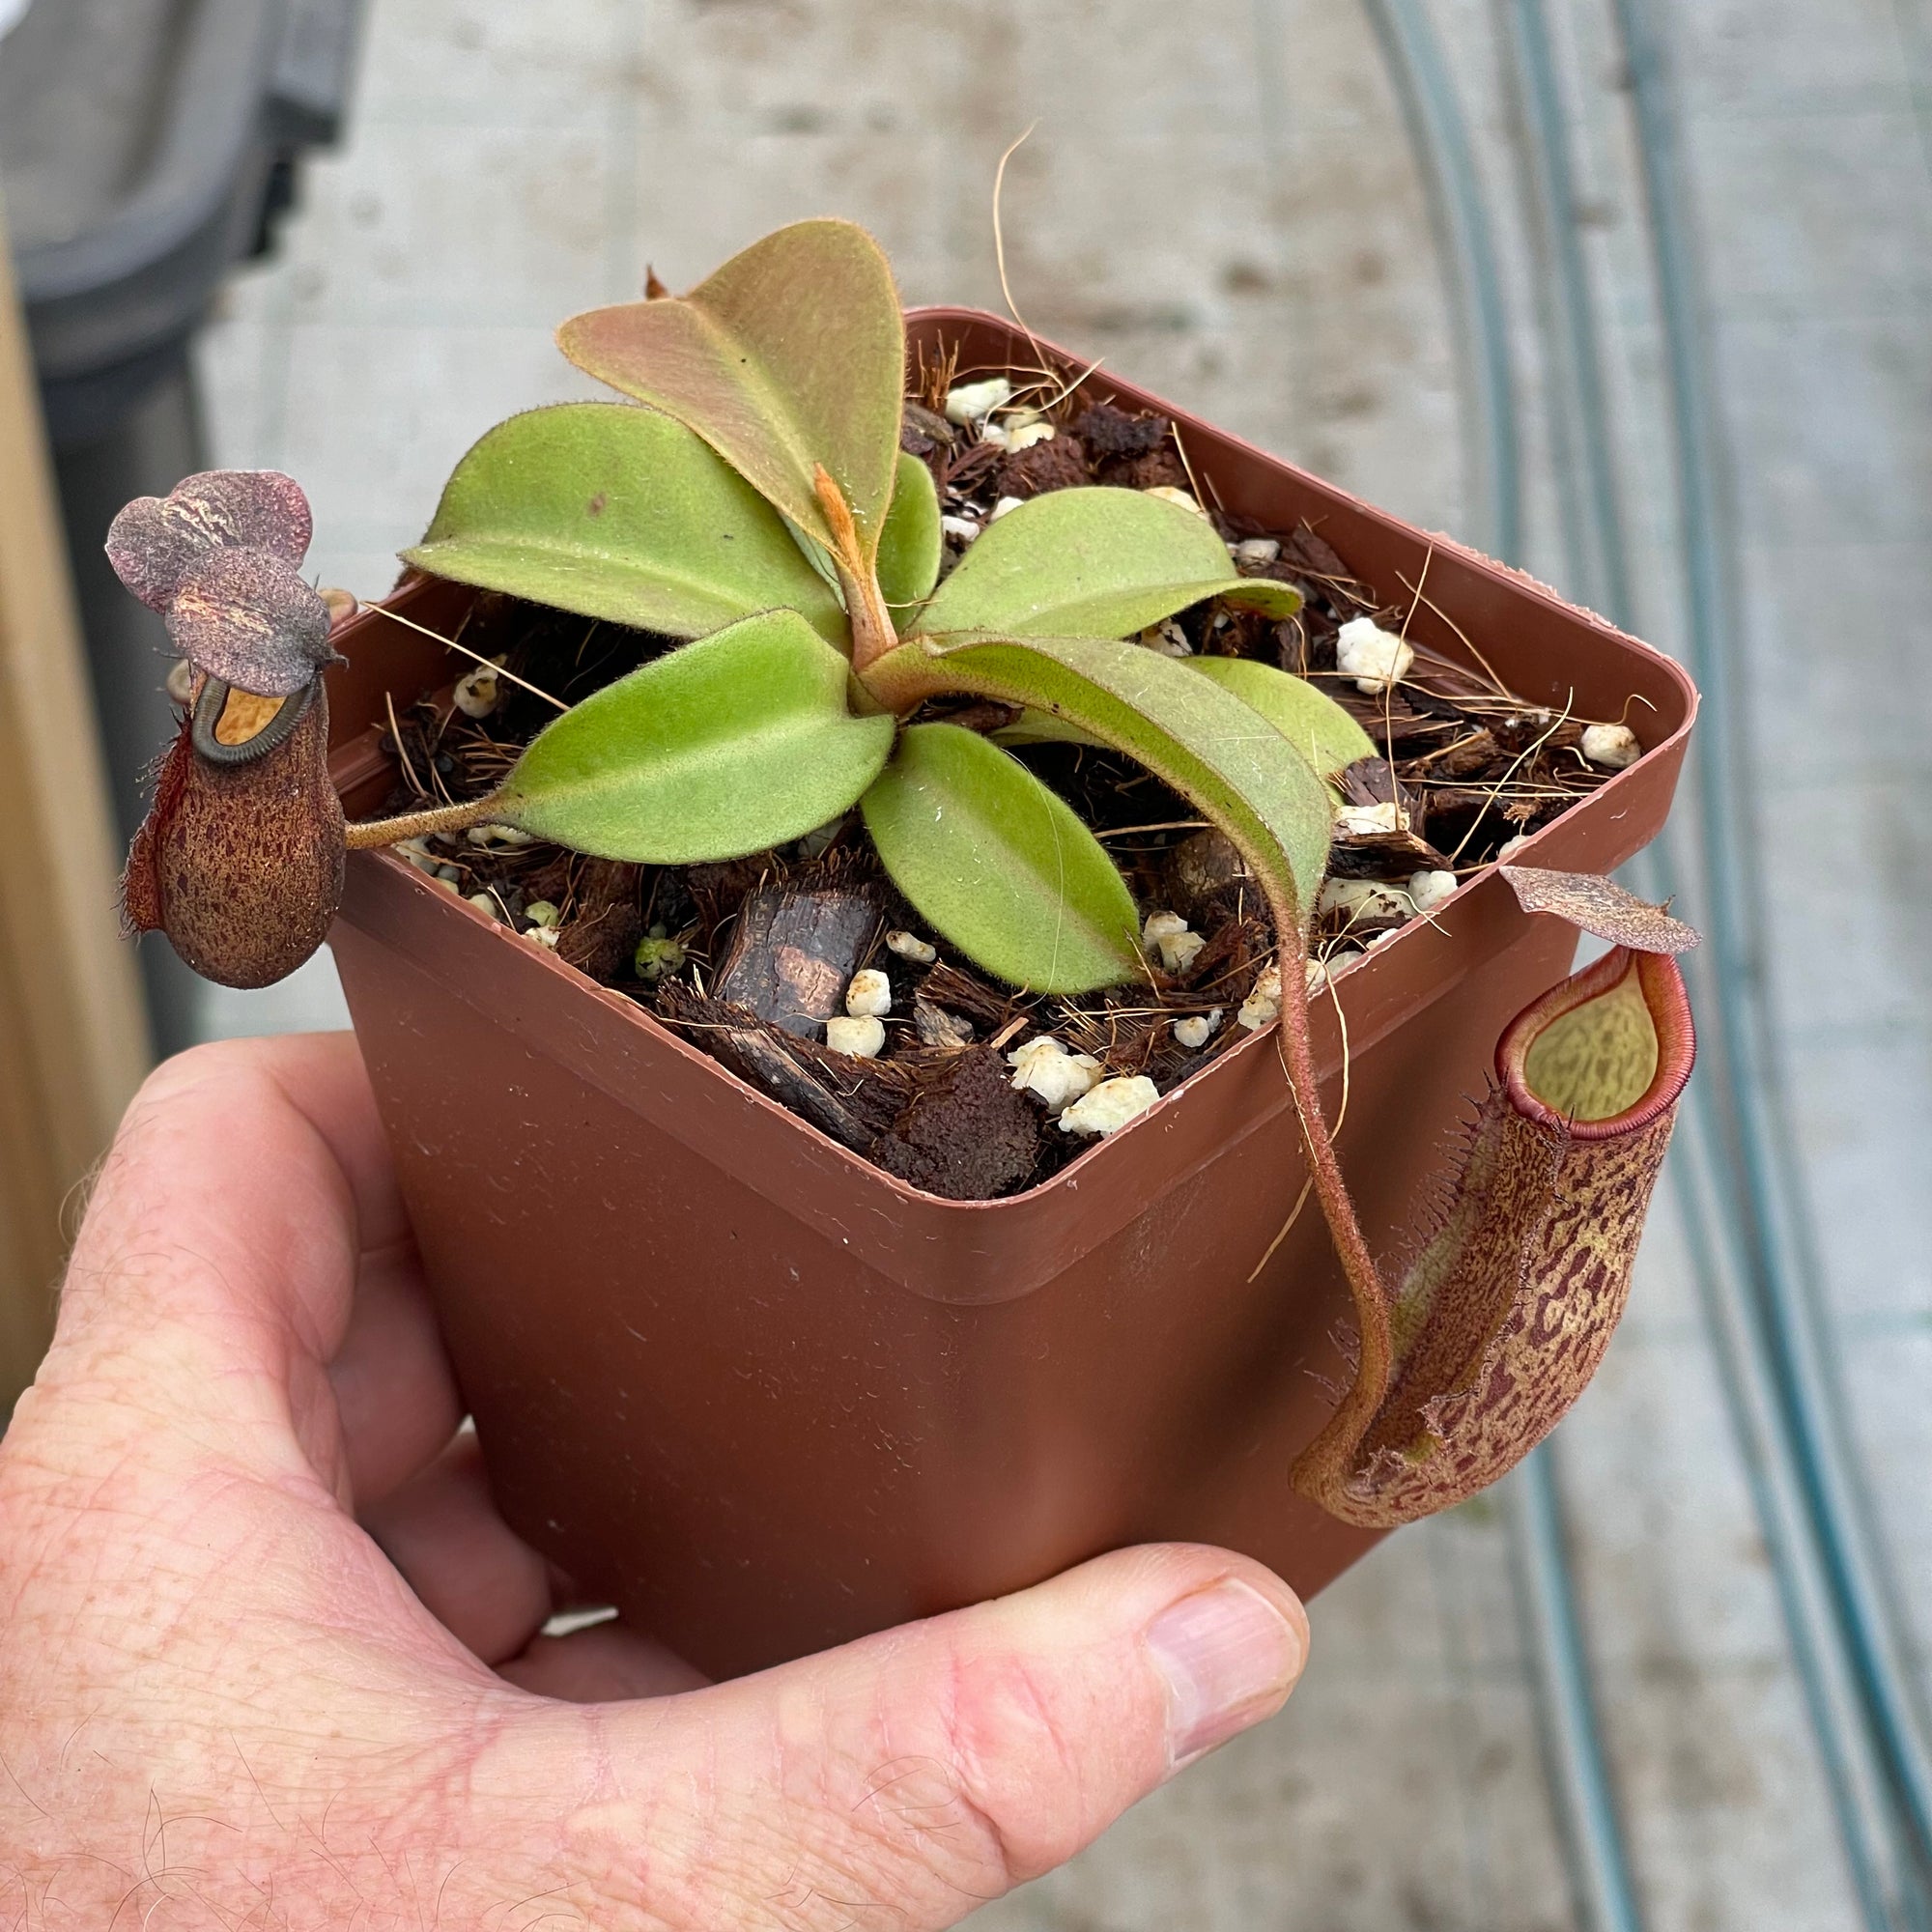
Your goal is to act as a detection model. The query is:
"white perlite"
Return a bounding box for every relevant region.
[524,900,561,928]
[1007,420,1056,451]
[1496,832,1531,861]
[1144,485,1207,518]
[886,929,936,964]
[465,892,503,921]
[1007,1037,1103,1114]
[1143,909,1206,975]
[1172,1009,1223,1050]
[844,968,892,1018]
[1318,877,1413,923]
[467,823,535,849]
[1233,536,1281,567]
[1580,722,1641,770]
[1332,801,1406,838]
[1335,615,1414,695]
[825,1015,886,1058]
[988,495,1025,523]
[1059,1075,1160,1136]
[1238,963,1282,1031]
[1407,868,1459,915]
[453,660,503,719]
[940,514,981,545]
[944,377,1012,424]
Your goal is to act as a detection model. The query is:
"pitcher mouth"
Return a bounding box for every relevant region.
[1497,945,1695,1141]
[192,674,316,767]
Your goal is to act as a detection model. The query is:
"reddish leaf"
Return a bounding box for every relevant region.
[557,221,903,568]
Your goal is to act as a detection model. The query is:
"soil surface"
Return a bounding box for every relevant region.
[372,362,1628,1199]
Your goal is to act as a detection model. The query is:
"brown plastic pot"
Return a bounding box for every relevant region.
[323,309,1697,1681]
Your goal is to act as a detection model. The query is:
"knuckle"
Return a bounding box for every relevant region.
[802,1639,1099,1907]
[930,1642,1094,1884]
[726,1645,1100,1922]
[558,1643,1127,1927]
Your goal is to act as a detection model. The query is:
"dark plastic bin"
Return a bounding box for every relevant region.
[0,0,362,1048]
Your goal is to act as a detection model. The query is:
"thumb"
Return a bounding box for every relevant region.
[515,1545,1307,1928]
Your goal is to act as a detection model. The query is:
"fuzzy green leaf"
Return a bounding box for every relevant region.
[992,710,1105,750]
[993,657,1373,780]
[1185,656,1375,781]
[861,724,1143,993]
[911,488,1303,641]
[495,611,893,861]
[876,451,942,616]
[556,221,904,565]
[868,632,1334,928]
[401,404,847,643]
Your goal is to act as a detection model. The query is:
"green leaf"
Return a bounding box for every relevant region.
[496,611,894,862]
[876,451,942,615]
[401,404,847,644]
[1185,657,1375,782]
[911,488,1304,640]
[995,659,1374,781]
[861,724,1143,993]
[992,710,1106,749]
[867,631,1334,929]
[997,657,1373,777]
[556,221,904,566]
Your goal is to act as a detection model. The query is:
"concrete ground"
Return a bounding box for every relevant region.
[190,0,1930,1923]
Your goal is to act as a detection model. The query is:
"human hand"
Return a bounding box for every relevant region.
[0,1035,1307,1927]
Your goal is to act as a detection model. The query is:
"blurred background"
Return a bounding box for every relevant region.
[1,0,1926,1924]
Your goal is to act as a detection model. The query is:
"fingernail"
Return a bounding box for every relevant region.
[1146,1578,1305,1768]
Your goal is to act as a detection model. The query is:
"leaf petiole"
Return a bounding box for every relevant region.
[815,465,898,671]
[345,791,512,848]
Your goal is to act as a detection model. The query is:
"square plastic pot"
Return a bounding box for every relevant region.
[324,309,1697,1681]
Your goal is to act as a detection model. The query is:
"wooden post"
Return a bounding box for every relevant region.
[0,194,153,1411]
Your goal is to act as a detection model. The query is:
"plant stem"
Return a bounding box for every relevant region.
[1260,887,1394,1444]
[841,565,899,674]
[812,462,898,673]
[343,790,509,849]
